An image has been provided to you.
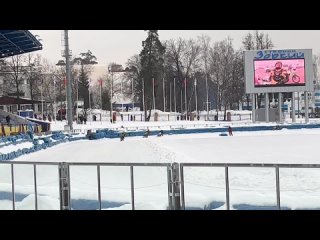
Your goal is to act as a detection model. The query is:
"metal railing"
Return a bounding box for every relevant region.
[179,163,320,210]
[66,162,172,210]
[1,161,320,210]
[0,161,172,210]
[0,161,60,210]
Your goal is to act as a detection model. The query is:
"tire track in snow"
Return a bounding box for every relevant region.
[143,137,196,163]
[143,138,177,163]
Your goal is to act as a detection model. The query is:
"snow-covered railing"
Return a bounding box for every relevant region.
[179,163,320,210]
[0,161,172,210]
[1,161,320,210]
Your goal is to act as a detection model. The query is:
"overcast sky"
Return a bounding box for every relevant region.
[30,30,320,67]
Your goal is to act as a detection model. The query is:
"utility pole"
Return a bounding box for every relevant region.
[41,76,43,118]
[163,77,165,112]
[110,72,113,122]
[99,79,102,123]
[205,59,209,121]
[169,81,172,113]
[89,78,92,125]
[142,78,145,120]
[76,78,79,123]
[195,77,198,116]
[180,89,183,118]
[108,65,133,122]
[132,78,134,110]
[53,76,56,123]
[64,30,73,130]
[152,78,156,111]
[121,77,123,112]
[184,78,187,120]
[174,78,176,121]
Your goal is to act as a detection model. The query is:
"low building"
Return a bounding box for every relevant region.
[0,96,48,115]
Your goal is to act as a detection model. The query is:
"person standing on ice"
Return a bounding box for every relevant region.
[5,115,10,125]
[158,129,164,137]
[144,128,150,138]
[228,126,233,136]
[119,126,126,141]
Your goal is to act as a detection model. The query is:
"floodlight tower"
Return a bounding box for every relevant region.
[61,30,73,130]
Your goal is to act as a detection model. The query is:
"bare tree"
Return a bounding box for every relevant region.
[224,50,245,111]
[24,54,44,111]
[164,38,185,112]
[164,38,201,114]
[1,55,27,111]
[242,32,255,50]
[209,37,242,120]
[198,34,211,117]
[242,30,274,108]
[125,55,142,105]
[39,58,58,116]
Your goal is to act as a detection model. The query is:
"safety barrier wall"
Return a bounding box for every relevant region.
[88,123,320,139]
[0,131,87,161]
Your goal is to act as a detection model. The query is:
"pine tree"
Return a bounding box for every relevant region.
[139,30,165,120]
[73,50,98,110]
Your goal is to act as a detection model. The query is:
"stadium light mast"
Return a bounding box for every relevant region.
[63,30,73,131]
[108,65,135,122]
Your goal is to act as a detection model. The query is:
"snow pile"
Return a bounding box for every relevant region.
[16,194,59,210]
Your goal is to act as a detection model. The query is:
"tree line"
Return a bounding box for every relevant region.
[122,30,275,120]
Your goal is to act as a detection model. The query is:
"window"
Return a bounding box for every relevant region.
[8,92,25,97]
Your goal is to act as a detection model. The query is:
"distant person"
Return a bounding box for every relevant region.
[273,125,282,130]
[79,115,83,124]
[158,129,164,137]
[228,126,233,136]
[83,115,87,124]
[5,115,10,125]
[121,114,123,121]
[143,128,150,138]
[119,126,126,141]
[1,123,5,136]
[48,114,52,122]
[34,113,37,119]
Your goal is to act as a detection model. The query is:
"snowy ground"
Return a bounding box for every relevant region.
[1,124,320,210]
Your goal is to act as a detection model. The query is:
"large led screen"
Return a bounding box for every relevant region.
[254,59,305,87]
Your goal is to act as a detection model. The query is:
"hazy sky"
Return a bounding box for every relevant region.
[30,30,320,67]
